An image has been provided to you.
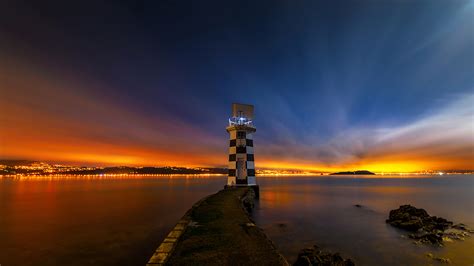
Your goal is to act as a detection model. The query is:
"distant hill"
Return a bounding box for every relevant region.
[0,159,38,166]
[330,170,375,175]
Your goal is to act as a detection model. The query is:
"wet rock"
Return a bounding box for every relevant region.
[295,255,312,266]
[386,205,472,245]
[276,223,288,232]
[443,228,470,241]
[452,223,474,233]
[188,221,201,228]
[294,245,355,266]
[408,230,443,245]
[386,205,432,231]
[435,257,451,264]
[241,188,256,212]
[426,253,451,264]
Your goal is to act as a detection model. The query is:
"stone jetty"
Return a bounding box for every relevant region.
[147,187,288,266]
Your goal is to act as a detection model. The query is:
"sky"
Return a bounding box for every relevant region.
[0,0,473,172]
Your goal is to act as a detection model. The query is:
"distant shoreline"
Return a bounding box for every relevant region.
[2,160,473,177]
[2,173,474,179]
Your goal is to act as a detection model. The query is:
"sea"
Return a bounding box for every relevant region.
[0,175,473,265]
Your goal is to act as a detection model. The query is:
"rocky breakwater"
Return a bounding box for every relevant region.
[158,187,288,266]
[386,205,473,246]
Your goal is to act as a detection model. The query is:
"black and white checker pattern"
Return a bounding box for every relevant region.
[227,126,256,186]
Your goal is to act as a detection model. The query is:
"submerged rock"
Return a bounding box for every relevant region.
[294,245,355,266]
[426,253,451,264]
[276,223,288,232]
[386,205,472,245]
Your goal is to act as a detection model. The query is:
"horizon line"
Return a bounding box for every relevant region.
[1,158,473,174]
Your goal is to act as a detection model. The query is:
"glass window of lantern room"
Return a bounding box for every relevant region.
[237,131,246,139]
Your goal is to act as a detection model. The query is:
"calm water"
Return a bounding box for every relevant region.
[0,175,473,265]
[254,175,474,265]
[0,176,224,266]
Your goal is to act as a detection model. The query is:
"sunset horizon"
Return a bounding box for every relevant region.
[1,156,473,174]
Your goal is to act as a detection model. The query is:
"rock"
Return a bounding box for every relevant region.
[294,245,355,266]
[426,253,451,264]
[294,255,312,266]
[241,188,256,213]
[276,223,288,232]
[188,221,201,228]
[443,228,470,241]
[452,223,474,233]
[386,205,430,231]
[434,257,451,264]
[442,236,454,242]
[385,205,473,245]
[408,231,443,245]
[354,204,362,208]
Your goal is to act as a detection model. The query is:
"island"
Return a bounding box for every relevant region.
[330,170,375,175]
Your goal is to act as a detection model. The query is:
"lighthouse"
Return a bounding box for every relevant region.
[226,103,256,186]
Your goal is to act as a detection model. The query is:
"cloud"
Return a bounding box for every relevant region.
[0,55,225,166]
[258,93,474,171]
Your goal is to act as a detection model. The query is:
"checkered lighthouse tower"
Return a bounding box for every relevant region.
[227,103,256,186]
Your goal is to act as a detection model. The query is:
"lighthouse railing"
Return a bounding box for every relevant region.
[228,117,254,127]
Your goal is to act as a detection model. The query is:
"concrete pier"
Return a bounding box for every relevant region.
[147,187,288,266]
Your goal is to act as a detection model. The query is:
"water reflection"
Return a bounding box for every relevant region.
[0,175,472,266]
[253,175,474,265]
[0,176,224,266]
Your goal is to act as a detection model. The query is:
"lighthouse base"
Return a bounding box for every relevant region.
[227,176,257,186]
[224,184,259,199]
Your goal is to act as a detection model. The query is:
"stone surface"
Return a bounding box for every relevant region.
[167,230,183,239]
[156,242,174,253]
[148,252,168,264]
[294,245,355,266]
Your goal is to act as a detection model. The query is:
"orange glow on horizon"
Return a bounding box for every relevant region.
[255,157,473,173]
[1,125,472,172]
